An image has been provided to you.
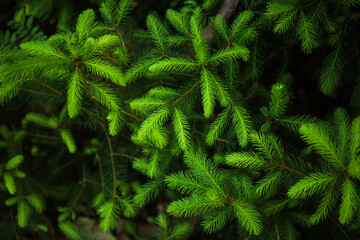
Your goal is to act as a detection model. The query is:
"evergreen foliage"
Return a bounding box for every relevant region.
[1,0,360,239]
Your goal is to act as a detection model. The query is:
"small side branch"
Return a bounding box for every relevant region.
[194,130,231,144]
[121,110,143,122]
[170,80,201,107]
[99,51,120,64]
[68,165,87,213]
[329,216,351,240]
[269,161,306,177]
[112,152,137,160]
[30,78,64,97]
[102,124,117,199]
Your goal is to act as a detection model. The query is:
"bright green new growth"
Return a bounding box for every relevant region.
[26,112,77,153]
[167,149,263,235]
[1,8,127,135]
[155,214,192,240]
[1,155,25,195]
[59,221,82,240]
[288,109,360,224]
[2,152,44,228]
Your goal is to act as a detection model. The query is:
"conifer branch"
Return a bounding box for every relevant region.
[114,24,128,59]
[9,207,20,240]
[274,220,280,240]
[19,88,58,97]
[121,110,143,121]
[298,0,322,10]
[88,86,143,122]
[103,125,117,199]
[47,159,77,181]
[1,1,360,237]
[68,165,87,214]
[195,130,231,144]
[329,216,351,240]
[112,152,137,160]
[260,47,286,67]
[170,80,201,107]
[96,154,105,193]
[244,235,252,240]
[26,133,61,140]
[30,78,64,97]
[268,161,306,177]
[99,51,120,64]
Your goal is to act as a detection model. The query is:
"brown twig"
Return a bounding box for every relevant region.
[30,78,64,97]
[269,161,306,177]
[112,152,137,160]
[26,133,61,140]
[329,216,351,240]
[170,80,201,107]
[99,51,120,64]
[194,130,232,144]
[121,110,143,121]
[203,0,240,43]
[19,88,58,97]
[298,0,322,10]
[115,24,128,57]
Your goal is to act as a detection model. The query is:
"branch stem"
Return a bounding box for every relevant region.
[30,78,64,97]
[103,125,117,199]
[269,161,306,177]
[112,152,137,160]
[121,110,143,121]
[170,80,201,107]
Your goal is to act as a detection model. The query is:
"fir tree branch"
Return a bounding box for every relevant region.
[80,107,105,123]
[47,159,78,181]
[26,133,61,140]
[329,216,351,240]
[195,130,231,144]
[260,47,286,67]
[310,1,323,22]
[96,154,105,193]
[274,220,280,240]
[88,86,143,122]
[68,165,87,213]
[9,207,20,240]
[269,161,306,177]
[170,80,201,107]
[298,0,322,10]
[121,110,143,121]
[103,125,117,199]
[339,19,351,44]
[171,72,197,78]
[115,24,128,57]
[99,51,120,64]
[112,152,137,160]
[19,88,58,97]
[85,179,102,186]
[30,78,64,97]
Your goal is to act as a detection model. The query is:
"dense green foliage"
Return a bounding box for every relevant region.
[1,0,360,239]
